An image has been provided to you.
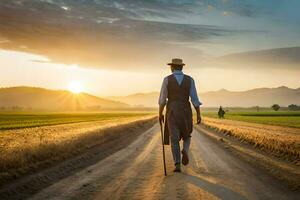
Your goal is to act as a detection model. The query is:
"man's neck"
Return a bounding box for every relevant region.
[172,70,183,74]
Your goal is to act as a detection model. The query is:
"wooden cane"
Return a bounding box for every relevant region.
[159,117,167,176]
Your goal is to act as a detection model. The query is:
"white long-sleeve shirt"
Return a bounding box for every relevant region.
[158,70,202,108]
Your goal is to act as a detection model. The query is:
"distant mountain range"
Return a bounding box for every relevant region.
[0,87,128,111]
[0,86,299,110]
[199,86,300,107]
[109,86,300,107]
[109,92,159,108]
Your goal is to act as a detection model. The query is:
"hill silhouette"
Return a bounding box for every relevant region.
[109,92,159,108]
[0,87,128,111]
[1,86,299,109]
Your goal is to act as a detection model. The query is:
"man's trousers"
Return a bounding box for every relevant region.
[167,113,191,165]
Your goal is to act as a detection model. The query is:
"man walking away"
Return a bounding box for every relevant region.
[158,58,202,172]
[218,106,225,118]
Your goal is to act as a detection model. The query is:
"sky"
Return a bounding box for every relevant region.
[0,0,300,96]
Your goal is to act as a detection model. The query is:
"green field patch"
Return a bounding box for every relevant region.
[230,111,300,117]
[0,112,152,130]
[202,111,300,128]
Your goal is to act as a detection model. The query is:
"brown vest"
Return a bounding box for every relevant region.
[167,74,191,104]
[166,74,193,140]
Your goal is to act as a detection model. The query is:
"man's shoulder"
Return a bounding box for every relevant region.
[184,74,194,81]
[164,74,173,80]
[163,73,194,80]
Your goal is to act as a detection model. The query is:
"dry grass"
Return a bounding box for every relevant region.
[0,115,156,185]
[202,117,300,166]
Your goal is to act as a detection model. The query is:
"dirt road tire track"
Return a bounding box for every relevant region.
[27,123,299,200]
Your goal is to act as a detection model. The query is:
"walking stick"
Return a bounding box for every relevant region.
[159,115,167,176]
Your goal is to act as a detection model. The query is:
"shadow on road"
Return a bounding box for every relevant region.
[180,173,247,200]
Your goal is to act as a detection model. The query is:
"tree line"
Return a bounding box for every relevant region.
[271,104,300,111]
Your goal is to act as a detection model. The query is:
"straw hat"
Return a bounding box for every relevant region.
[167,58,185,66]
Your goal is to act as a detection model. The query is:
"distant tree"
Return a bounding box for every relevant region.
[288,104,300,111]
[255,106,259,112]
[271,104,280,111]
[0,106,5,111]
[12,106,23,111]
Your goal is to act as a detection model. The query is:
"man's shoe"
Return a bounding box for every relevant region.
[181,149,189,166]
[173,164,181,172]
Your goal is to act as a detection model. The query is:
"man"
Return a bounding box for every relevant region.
[218,106,225,118]
[158,58,202,172]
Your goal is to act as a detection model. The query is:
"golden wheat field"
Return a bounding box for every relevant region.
[0,114,155,184]
[202,117,300,166]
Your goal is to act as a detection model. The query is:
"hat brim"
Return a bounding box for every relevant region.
[167,63,185,66]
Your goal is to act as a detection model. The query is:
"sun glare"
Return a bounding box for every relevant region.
[68,81,83,94]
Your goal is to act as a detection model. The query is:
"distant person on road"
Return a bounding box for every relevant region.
[218,106,225,118]
[159,58,202,173]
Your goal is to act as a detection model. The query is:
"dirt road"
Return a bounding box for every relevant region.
[29,124,299,200]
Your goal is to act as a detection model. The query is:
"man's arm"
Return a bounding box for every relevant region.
[158,77,168,124]
[194,105,201,124]
[190,78,202,124]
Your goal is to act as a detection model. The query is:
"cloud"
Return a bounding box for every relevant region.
[222,11,233,16]
[221,0,230,3]
[211,47,300,70]
[0,0,253,70]
[232,4,257,18]
[207,5,215,11]
[1,0,298,70]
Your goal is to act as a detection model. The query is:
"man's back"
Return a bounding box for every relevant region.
[158,70,201,108]
[167,74,191,104]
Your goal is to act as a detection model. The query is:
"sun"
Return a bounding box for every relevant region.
[68,81,83,94]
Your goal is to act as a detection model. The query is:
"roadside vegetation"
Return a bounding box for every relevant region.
[202,117,300,166]
[0,113,156,186]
